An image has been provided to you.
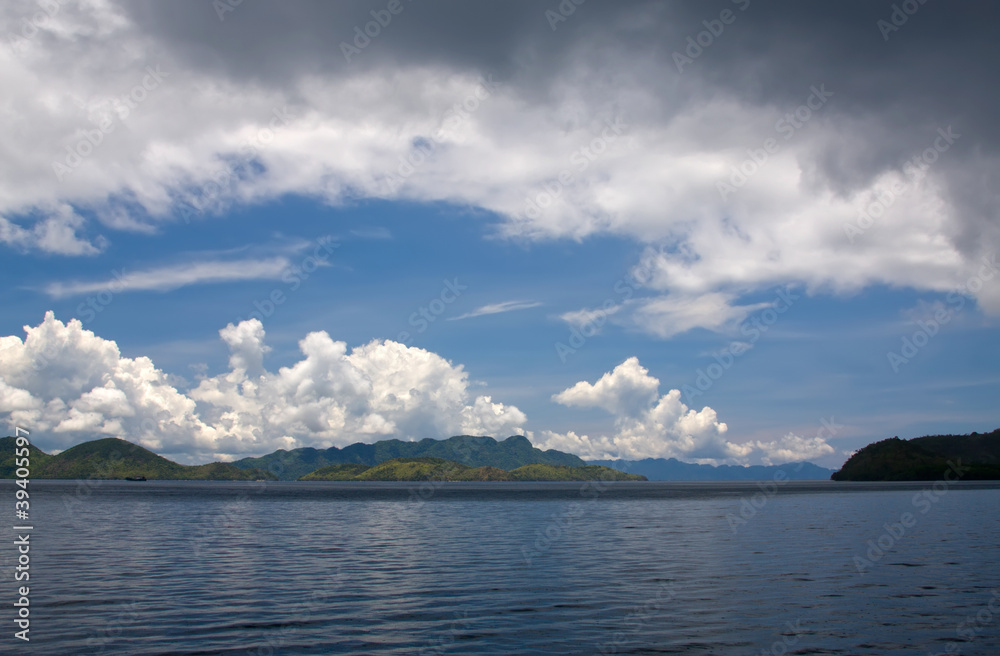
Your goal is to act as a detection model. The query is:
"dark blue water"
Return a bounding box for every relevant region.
[3,480,999,655]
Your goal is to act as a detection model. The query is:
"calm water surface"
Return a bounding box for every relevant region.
[2,480,999,655]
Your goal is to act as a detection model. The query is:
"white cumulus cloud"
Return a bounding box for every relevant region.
[538,357,834,465]
[0,312,526,463]
[539,357,739,462]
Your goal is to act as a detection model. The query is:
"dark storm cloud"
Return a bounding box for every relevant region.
[124,1,1000,153]
[124,0,555,83]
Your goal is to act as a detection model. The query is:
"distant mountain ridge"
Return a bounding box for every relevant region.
[831,429,1000,481]
[232,434,585,480]
[0,436,275,480]
[588,458,835,481]
[2,433,839,482]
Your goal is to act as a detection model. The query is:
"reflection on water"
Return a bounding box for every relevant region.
[3,481,999,655]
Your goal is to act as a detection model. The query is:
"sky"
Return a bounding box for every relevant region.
[1,0,999,467]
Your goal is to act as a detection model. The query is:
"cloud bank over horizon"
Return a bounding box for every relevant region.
[0,313,833,465]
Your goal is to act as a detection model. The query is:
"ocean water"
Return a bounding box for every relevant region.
[3,480,1000,655]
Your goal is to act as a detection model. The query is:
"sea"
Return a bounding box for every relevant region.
[2,479,999,655]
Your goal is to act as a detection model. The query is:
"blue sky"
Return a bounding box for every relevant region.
[2,1,998,467]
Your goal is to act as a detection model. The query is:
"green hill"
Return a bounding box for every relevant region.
[235,434,586,480]
[299,457,647,482]
[0,436,276,481]
[831,429,1000,481]
[0,437,53,477]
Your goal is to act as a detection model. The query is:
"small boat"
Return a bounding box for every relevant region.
[124,476,147,481]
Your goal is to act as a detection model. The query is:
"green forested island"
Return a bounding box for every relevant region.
[299,457,647,481]
[831,429,1000,481]
[12,428,996,483]
[0,436,643,481]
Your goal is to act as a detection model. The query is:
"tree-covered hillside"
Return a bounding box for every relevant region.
[299,457,647,482]
[831,429,1000,481]
[234,434,586,480]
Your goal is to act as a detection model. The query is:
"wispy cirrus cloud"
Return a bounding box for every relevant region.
[558,293,771,340]
[44,257,294,298]
[448,300,542,321]
[559,306,622,332]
